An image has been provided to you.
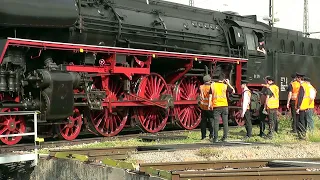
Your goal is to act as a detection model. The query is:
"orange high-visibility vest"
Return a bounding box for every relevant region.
[290,81,300,100]
[300,82,311,110]
[267,84,279,109]
[308,84,317,109]
[199,84,211,110]
[242,90,251,110]
[211,82,228,108]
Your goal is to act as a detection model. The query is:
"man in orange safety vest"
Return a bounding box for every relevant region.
[296,73,309,139]
[286,73,300,133]
[208,75,235,143]
[198,75,214,140]
[264,76,279,138]
[304,77,317,132]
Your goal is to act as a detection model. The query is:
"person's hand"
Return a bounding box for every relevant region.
[286,103,290,109]
[262,108,268,115]
[296,109,300,114]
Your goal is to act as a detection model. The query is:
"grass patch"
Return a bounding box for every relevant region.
[196,147,222,159]
[38,114,320,154]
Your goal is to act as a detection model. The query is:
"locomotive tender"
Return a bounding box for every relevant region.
[0,0,318,145]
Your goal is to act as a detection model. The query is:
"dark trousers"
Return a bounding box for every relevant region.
[290,100,297,132]
[259,105,266,136]
[244,110,252,137]
[200,110,214,139]
[267,109,278,136]
[297,110,307,138]
[306,109,314,131]
[212,107,228,141]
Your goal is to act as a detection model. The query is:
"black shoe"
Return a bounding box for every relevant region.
[259,133,266,137]
[266,133,273,139]
[220,137,227,142]
[212,138,218,143]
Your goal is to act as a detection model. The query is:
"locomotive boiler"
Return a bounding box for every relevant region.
[1,0,316,146]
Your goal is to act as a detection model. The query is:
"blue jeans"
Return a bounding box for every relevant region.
[306,109,314,131]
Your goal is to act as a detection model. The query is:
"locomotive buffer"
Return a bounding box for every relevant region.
[0,111,40,166]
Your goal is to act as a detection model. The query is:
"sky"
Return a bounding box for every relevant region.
[166,0,320,38]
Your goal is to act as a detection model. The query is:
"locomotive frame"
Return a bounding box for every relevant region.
[2,0,320,146]
[0,37,246,145]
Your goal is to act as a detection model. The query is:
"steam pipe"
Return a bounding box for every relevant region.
[0,103,26,108]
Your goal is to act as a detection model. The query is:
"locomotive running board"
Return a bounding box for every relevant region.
[0,38,248,64]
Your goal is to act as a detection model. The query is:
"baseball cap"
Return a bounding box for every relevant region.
[203,75,211,82]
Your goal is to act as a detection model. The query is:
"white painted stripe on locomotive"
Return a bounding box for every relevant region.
[7,37,248,61]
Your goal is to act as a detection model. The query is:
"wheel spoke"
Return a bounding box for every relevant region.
[135,74,169,133]
[89,76,128,137]
[174,77,201,130]
[58,108,83,141]
[0,110,26,145]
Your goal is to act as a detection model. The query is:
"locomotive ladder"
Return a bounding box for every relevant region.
[0,111,40,166]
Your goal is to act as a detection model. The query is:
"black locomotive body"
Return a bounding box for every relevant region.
[0,0,269,116]
[0,0,319,145]
[265,28,320,103]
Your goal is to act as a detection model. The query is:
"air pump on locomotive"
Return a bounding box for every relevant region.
[0,0,318,146]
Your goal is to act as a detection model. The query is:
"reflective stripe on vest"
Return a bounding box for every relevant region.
[199,84,211,110]
[291,81,300,100]
[267,84,279,109]
[300,82,311,110]
[211,82,228,107]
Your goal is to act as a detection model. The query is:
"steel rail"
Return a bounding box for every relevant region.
[172,166,319,174]
[139,158,320,172]
[176,170,320,180]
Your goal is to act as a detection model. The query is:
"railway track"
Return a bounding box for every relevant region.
[172,169,320,180]
[0,126,250,153]
[0,129,196,153]
[139,159,320,180]
[45,140,261,162]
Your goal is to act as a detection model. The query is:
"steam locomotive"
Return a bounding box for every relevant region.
[0,0,318,145]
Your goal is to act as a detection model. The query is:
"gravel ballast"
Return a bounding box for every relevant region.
[130,143,320,163]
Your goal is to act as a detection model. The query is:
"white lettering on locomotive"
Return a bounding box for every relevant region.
[280,77,288,91]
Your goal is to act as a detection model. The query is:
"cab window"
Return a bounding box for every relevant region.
[246,33,256,50]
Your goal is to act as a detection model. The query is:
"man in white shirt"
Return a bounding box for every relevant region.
[304,77,316,131]
[241,83,252,138]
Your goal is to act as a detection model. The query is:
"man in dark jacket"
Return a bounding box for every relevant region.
[259,76,270,137]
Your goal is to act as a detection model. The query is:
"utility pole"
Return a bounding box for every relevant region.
[303,0,309,37]
[189,0,194,6]
[269,0,274,27]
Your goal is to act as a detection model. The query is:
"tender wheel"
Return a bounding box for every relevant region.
[58,108,83,141]
[134,73,169,133]
[0,107,26,145]
[174,76,201,130]
[90,76,128,136]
